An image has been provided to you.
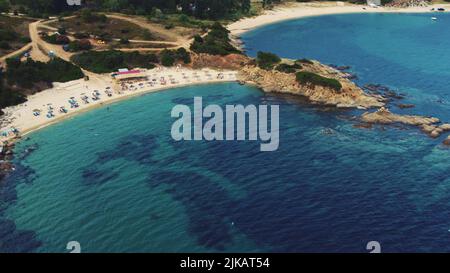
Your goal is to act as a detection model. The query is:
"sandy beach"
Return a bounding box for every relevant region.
[228,2,450,36]
[0,67,237,141]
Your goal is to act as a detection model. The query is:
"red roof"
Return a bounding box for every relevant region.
[116,70,141,75]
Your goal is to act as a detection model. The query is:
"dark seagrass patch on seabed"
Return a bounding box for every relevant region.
[0,161,42,252]
[148,171,236,251]
[95,134,159,165]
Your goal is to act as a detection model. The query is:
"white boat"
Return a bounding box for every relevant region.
[431,17,438,21]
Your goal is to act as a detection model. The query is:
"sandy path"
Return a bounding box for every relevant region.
[0,43,32,66]
[29,21,51,62]
[106,13,190,48]
[38,15,184,53]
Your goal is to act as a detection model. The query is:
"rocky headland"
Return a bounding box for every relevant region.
[234,55,450,146]
[237,60,385,109]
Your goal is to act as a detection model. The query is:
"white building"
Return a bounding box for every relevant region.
[367,0,381,6]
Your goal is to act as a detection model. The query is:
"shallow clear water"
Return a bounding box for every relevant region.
[2,13,450,253]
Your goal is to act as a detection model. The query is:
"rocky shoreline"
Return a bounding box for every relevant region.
[237,60,385,109]
[0,141,16,182]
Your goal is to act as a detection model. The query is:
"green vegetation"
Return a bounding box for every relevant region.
[0,41,11,49]
[0,15,33,54]
[42,33,70,45]
[190,22,241,56]
[295,71,342,92]
[275,63,302,74]
[49,11,155,41]
[0,28,17,41]
[67,39,92,52]
[147,12,211,31]
[296,58,314,65]
[11,0,254,20]
[159,48,191,67]
[71,50,158,73]
[0,75,27,114]
[256,51,281,70]
[80,9,107,23]
[0,57,83,112]
[71,48,192,72]
[0,0,10,13]
[119,38,130,45]
[5,58,84,89]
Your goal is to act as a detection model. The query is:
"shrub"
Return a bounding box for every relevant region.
[5,58,84,88]
[78,39,92,50]
[190,23,240,56]
[179,14,190,23]
[58,27,67,35]
[74,32,90,39]
[43,34,70,45]
[142,32,153,40]
[275,63,302,73]
[159,48,191,67]
[0,0,10,13]
[0,41,11,49]
[68,39,92,52]
[71,50,157,73]
[160,49,175,66]
[295,71,342,92]
[96,32,112,42]
[56,35,70,44]
[19,37,32,43]
[296,58,314,65]
[176,48,191,64]
[164,23,174,29]
[80,9,107,23]
[0,81,27,112]
[256,51,281,70]
[150,8,165,20]
[0,29,17,41]
[119,38,130,44]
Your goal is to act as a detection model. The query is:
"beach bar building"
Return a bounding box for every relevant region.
[112,69,148,82]
[111,69,148,92]
[367,0,381,6]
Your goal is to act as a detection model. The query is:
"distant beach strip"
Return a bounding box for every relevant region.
[228,2,450,36]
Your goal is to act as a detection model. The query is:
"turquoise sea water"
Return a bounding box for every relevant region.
[2,13,450,253]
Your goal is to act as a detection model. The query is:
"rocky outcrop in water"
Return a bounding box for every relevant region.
[361,107,450,138]
[443,136,450,146]
[362,107,439,126]
[397,103,415,109]
[363,84,406,101]
[238,61,385,109]
[0,142,15,181]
